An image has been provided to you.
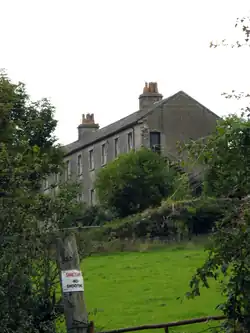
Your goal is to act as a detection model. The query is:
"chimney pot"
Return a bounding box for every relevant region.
[143,82,149,93]
[78,112,99,140]
[139,81,163,110]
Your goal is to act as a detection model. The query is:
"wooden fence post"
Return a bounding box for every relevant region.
[57,232,88,333]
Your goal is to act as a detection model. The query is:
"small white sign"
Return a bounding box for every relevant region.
[61,269,84,293]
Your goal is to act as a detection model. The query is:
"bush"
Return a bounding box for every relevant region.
[95,148,179,217]
[94,198,228,240]
[77,205,115,227]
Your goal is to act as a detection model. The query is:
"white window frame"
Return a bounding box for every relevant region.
[127,132,133,151]
[65,160,71,181]
[89,149,94,170]
[114,137,119,158]
[77,154,83,178]
[77,191,84,202]
[54,173,60,193]
[90,189,95,205]
[44,178,49,190]
[101,143,107,165]
[43,177,50,194]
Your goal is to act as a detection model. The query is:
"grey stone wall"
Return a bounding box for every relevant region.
[146,92,219,158]
[61,124,142,204]
[43,92,219,205]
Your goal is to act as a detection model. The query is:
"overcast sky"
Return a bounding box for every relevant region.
[1,0,250,145]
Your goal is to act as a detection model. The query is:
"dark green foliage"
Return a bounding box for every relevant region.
[0,72,82,333]
[96,198,226,240]
[186,115,250,199]
[0,71,64,194]
[187,200,250,332]
[185,113,250,331]
[77,205,116,227]
[95,148,179,217]
[185,17,250,329]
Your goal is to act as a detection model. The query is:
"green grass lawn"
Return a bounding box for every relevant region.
[82,243,223,333]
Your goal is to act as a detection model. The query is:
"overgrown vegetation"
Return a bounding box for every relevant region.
[1,14,250,333]
[185,16,250,332]
[186,114,250,332]
[85,16,250,333]
[185,114,250,199]
[0,71,82,333]
[95,148,182,217]
[90,198,226,241]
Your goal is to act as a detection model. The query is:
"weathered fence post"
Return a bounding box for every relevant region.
[57,232,89,333]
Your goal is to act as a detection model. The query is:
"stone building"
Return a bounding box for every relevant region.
[44,82,220,204]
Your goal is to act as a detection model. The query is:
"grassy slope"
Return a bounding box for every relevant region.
[83,244,223,333]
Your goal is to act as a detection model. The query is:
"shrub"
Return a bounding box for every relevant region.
[94,198,228,240]
[77,205,115,226]
[95,148,179,217]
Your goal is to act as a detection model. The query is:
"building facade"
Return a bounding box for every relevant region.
[44,82,220,204]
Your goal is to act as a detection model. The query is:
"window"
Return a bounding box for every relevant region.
[150,131,161,154]
[114,138,119,157]
[77,192,84,202]
[43,177,50,194]
[54,173,59,192]
[127,132,133,151]
[55,173,59,183]
[89,149,94,169]
[65,160,71,180]
[77,154,83,177]
[90,189,95,205]
[101,143,107,165]
[44,178,49,190]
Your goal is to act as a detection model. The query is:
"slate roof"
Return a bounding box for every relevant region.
[63,90,219,157]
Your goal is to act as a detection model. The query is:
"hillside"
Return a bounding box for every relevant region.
[80,243,223,333]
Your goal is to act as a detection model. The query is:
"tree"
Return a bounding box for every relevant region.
[0,71,83,333]
[95,148,179,217]
[0,70,64,194]
[186,17,250,332]
[186,114,250,199]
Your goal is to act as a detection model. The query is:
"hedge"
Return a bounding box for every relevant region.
[90,197,230,241]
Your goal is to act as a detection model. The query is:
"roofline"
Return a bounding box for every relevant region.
[63,120,138,157]
[179,91,221,120]
[63,90,221,157]
[143,90,221,121]
[63,93,179,157]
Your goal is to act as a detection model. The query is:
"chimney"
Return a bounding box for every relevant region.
[77,113,99,140]
[139,82,163,110]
